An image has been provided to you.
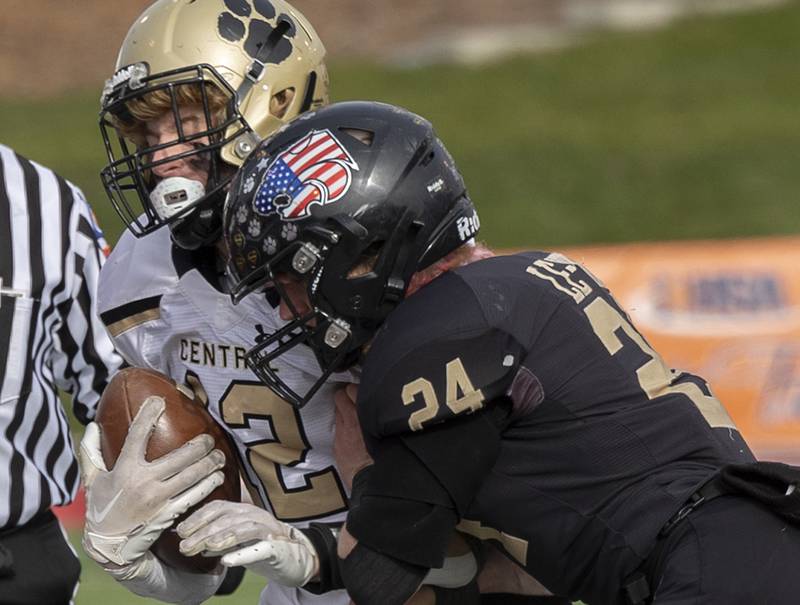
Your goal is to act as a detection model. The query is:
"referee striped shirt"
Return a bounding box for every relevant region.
[0,144,122,530]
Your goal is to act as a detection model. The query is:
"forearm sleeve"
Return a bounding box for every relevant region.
[340,542,429,605]
[347,406,505,569]
[346,447,459,569]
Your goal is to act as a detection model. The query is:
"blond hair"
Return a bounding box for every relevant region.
[114,84,229,144]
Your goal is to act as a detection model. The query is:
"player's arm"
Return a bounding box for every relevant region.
[96,228,175,372]
[174,388,503,601]
[94,243,245,600]
[66,199,228,600]
[81,378,245,602]
[175,494,485,600]
[97,289,162,371]
[79,395,228,603]
[52,191,124,424]
[320,395,507,605]
[174,392,487,598]
[477,542,561,601]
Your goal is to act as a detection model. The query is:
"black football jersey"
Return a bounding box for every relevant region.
[356,251,754,605]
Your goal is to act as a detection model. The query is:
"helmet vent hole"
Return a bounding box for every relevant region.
[341,128,374,147]
[421,150,436,167]
[271,88,296,118]
[277,15,297,38]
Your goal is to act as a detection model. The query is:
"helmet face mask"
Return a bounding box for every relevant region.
[100,64,248,246]
[224,101,481,408]
[231,230,360,407]
[100,0,329,249]
[237,222,400,408]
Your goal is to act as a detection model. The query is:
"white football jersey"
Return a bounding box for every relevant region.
[98,227,351,605]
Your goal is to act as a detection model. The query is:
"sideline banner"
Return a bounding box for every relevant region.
[554,236,800,464]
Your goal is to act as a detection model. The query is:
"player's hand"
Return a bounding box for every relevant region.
[477,542,552,596]
[80,395,226,568]
[177,501,319,587]
[333,384,373,490]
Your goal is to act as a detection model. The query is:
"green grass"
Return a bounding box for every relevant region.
[70,531,266,605]
[2,4,800,250]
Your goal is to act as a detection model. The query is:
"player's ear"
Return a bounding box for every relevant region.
[270,88,296,119]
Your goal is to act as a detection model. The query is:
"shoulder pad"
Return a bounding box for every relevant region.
[98,227,178,317]
[358,272,524,438]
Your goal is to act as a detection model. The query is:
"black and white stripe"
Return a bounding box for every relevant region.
[0,144,122,530]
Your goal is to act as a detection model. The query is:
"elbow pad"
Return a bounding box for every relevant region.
[347,465,458,569]
[340,542,427,605]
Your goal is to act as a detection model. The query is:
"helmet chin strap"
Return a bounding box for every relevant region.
[379,213,423,305]
[149,177,206,220]
[236,20,292,105]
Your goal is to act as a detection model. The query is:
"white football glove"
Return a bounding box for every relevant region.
[177,500,319,587]
[80,395,226,570]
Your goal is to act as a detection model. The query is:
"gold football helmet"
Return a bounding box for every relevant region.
[99,0,329,249]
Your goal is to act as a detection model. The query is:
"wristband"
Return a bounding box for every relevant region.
[299,523,344,594]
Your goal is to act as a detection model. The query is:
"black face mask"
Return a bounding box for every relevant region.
[99,65,249,245]
[237,240,363,409]
[244,306,358,409]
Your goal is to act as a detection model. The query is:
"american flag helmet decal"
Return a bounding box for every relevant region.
[253,129,359,220]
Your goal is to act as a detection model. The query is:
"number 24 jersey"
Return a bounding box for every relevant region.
[357,251,755,605]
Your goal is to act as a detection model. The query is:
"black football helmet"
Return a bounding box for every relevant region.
[224,100,480,407]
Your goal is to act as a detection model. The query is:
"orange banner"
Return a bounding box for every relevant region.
[544,236,800,463]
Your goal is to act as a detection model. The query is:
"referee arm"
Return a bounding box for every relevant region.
[51,187,123,425]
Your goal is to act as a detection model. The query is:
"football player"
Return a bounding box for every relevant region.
[82,1,353,604]
[84,2,518,604]
[212,100,800,605]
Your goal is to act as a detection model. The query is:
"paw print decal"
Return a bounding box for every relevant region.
[263,236,278,255]
[248,217,262,238]
[281,223,297,242]
[217,0,295,66]
[243,174,256,195]
[236,203,249,224]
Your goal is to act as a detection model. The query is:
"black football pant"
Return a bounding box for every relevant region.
[0,510,80,605]
[652,495,800,604]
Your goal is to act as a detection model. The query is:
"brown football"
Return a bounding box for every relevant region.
[95,367,240,574]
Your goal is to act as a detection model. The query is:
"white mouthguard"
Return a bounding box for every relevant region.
[149,177,206,220]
